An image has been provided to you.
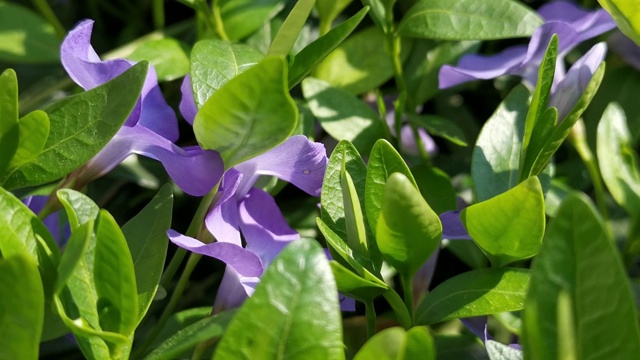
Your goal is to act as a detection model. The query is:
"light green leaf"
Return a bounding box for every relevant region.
[190,39,263,109]
[361,0,392,33]
[523,193,640,359]
[597,102,640,214]
[330,261,388,302]
[0,2,59,63]
[486,340,523,360]
[8,110,50,169]
[341,162,369,257]
[0,255,44,360]
[267,0,315,57]
[54,220,93,295]
[57,189,100,230]
[376,173,441,280]
[415,268,530,325]
[354,326,436,360]
[397,0,542,40]
[0,68,19,177]
[219,0,285,40]
[315,0,354,28]
[598,0,640,45]
[303,77,386,154]
[2,62,148,190]
[194,57,297,168]
[128,38,190,82]
[215,240,345,360]
[461,176,545,267]
[289,7,368,88]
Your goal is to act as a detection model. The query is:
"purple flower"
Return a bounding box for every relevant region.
[23,195,70,246]
[61,20,223,196]
[609,31,640,71]
[168,135,333,312]
[439,1,615,90]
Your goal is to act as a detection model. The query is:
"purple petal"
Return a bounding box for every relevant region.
[609,31,640,71]
[339,295,356,312]
[213,266,259,314]
[179,75,197,125]
[549,42,607,120]
[79,125,223,196]
[234,135,328,197]
[538,1,615,43]
[440,211,471,240]
[413,246,440,304]
[399,125,437,156]
[167,230,263,277]
[461,316,491,343]
[23,196,70,246]
[238,188,299,267]
[137,65,179,142]
[205,169,243,246]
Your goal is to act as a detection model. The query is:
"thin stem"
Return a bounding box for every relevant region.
[364,299,377,339]
[211,0,229,40]
[153,0,165,30]
[31,0,65,39]
[383,289,412,329]
[401,275,414,321]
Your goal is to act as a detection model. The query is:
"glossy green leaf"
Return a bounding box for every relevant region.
[128,38,190,81]
[219,0,285,40]
[303,77,385,154]
[267,0,315,57]
[289,7,368,88]
[354,326,436,360]
[415,268,530,325]
[122,184,173,323]
[215,240,344,360]
[341,162,369,256]
[190,39,263,109]
[0,2,59,63]
[376,173,442,280]
[330,261,388,302]
[598,0,640,45]
[194,57,297,168]
[315,26,408,94]
[0,69,19,177]
[57,189,100,230]
[597,103,640,214]
[412,164,457,215]
[8,110,50,170]
[471,85,529,202]
[54,220,93,295]
[320,140,368,243]
[0,255,44,360]
[523,193,640,359]
[486,340,523,360]
[397,0,542,40]
[461,176,545,267]
[365,139,417,234]
[2,62,148,189]
[407,114,467,146]
[144,310,236,360]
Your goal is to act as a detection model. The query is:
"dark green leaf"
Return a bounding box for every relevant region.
[415,268,530,325]
[0,2,59,63]
[128,38,190,82]
[407,114,467,146]
[412,164,457,214]
[215,240,345,360]
[194,57,297,168]
[397,0,542,40]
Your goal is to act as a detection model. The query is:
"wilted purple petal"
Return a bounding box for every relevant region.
[179,75,197,125]
[549,42,607,120]
[167,230,263,277]
[79,125,223,196]
[213,266,259,314]
[205,169,243,246]
[538,1,615,43]
[609,31,640,71]
[238,188,299,267]
[233,135,327,197]
[440,211,472,240]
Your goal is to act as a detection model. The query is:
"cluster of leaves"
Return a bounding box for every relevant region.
[3,0,640,359]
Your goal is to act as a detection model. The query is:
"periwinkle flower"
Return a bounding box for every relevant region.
[439,1,615,91]
[61,20,223,196]
[23,195,69,246]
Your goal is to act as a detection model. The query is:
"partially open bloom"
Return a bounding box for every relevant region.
[61,20,223,196]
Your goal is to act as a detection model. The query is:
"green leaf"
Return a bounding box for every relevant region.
[190,39,263,109]
[303,77,386,154]
[215,240,345,360]
[194,57,297,168]
[128,38,190,82]
[365,139,417,234]
[486,340,523,360]
[597,103,640,214]
[0,255,44,359]
[219,0,285,40]
[54,220,93,295]
[461,176,545,267]
[2,62,149,189]
[397,0,542,40]
[143,310,236,360]
[598,0,640,45]
[57,189,100,230]
[407,114,467,146]
[354,326,436,360]
[8,110,50,169]
[523,193,640,359]
[471,85,529,202]
[415,268,530,325]
[321,140,368,243]
[0,68,19,177]
[361,0,392,33]
[330,261,388,302]
[315,0,354,28]
[376,172,442,280]
[289,7,368,88]
[0,2,59,63]
[267,0,315,57]
[412,164,457,214]
[122,184,172,323]
[341,162,369,257]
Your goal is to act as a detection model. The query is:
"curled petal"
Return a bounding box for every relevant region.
[80,126,223,196]
[205,169,243,246]
[167,230,263,277]
[213,267,259,314]
[234,135,327,197]
[440,211,472,240]
[179,75,197,125]
[538,1,615,43]
[238,188,299,267]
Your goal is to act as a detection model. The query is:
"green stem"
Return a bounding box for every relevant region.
[152,0,165,29]
[401,275,414,321]
[383,289,412,329]
[31,0,65,39]
[364,299,377,339]
[211,0,229,40]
